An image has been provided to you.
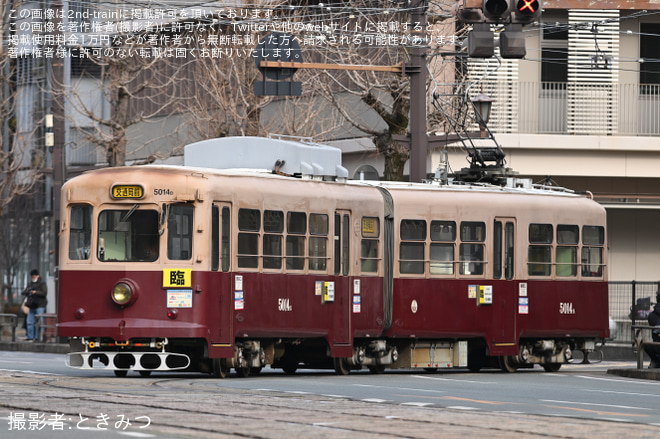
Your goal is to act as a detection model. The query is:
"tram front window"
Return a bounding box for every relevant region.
[98,208,160,262]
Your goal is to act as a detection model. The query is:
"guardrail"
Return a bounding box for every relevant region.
[632,324,660,369]
[0,313,18,342]
[36,314,57,343]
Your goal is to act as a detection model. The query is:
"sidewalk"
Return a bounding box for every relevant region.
[0,325,69,354]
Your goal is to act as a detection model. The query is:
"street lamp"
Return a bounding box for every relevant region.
[472,93,494,138]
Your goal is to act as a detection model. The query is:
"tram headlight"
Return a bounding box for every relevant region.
[112,283,132,305]
[111,279,139,306]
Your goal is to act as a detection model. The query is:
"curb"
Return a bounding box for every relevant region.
[607,368,660,380]
[0,341,69,354]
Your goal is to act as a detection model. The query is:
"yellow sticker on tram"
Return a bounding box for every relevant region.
[163,269,192,288]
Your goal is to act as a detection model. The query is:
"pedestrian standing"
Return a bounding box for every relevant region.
[22,269,47,342]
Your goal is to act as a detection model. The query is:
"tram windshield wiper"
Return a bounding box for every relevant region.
[115,204,139,231]
[158,203,168,235]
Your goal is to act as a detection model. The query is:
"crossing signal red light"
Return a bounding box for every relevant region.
[515,0,541,23]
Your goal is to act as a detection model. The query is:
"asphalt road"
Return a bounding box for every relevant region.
[1,351,660,438]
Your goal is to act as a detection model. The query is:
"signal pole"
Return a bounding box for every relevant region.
[408,0,429,183]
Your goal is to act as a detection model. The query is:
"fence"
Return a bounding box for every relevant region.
[490,82,660,136]
[609,281,659,346]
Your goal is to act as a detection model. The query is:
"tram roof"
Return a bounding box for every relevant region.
[71,164,588,202]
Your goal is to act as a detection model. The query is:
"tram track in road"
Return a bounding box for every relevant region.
[2,371,660,438]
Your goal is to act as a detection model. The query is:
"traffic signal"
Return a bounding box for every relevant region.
[514,0,542,24]
[482,0,513,23]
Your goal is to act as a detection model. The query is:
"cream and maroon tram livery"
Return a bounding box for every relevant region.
[58,136,608,376]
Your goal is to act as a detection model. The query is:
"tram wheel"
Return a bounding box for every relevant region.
[250,367,263,375]
[542,363,562,372]
[282,363,298,375]
[139,371,152,377]
[114,370,128,377]
[211,358,230,378]
[499,356,519,373]
[333,357,351,375]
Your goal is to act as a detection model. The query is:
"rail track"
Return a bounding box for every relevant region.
[1,370,658,438]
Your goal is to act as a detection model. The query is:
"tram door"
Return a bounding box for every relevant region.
[210,203,233,349]
[332,211,352,353]
[493,218,516,345]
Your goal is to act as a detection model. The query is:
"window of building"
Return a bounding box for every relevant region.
[541,16,569,88]
[640,23,660,89]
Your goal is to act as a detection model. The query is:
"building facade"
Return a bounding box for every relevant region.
[6,1,660,314]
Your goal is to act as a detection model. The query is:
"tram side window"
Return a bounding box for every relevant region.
[309,213,328,271]
[167,205,193,261]
[459,222,485,275]
[69,204,92,260]
[360,217,380,273]
[221,207,230,272]
[263,210,284,269]
[582,225,605,277]
[557,224,579,277]
[237,208,260,268]
[430,220,455,275]
[400,219,426,274]
[286,211,306,270]
[212,206,231,272]
[212,206,219,271]
[528,223,553,276]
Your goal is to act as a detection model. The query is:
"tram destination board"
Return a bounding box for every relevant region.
[111,185,144,199]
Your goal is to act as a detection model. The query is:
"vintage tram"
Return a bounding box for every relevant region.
[58,137,608,376]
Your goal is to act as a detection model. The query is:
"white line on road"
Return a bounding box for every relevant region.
[412,375,496,385]
[353,383,446,393]
[541,399,653,411]
[401,402,434,407]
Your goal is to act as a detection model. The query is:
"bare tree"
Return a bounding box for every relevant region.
[0,2,45,311]
[1,197,37,307]
[293,1,462,181]
[182,21,343,142]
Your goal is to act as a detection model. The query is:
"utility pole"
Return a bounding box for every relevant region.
[407,0,428,183]
[256,4,431,183]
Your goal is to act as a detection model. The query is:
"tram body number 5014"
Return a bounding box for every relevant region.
[154,188,173,196]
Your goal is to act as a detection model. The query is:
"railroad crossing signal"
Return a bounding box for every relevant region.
[515,0,542,24]
[482,0,513,23]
